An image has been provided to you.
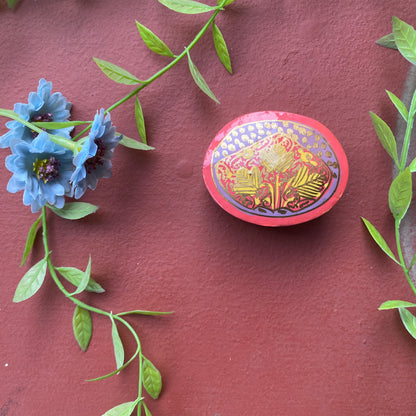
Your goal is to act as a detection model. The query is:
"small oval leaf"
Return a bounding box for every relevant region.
[69,256,92,296]
[386,90,408,122]
[369,112,398,165]
[135,96,147,144]
[187,51,220,104]
[55,266,105,293]
[20,215,42,266]
[48,202,99,220]
[399,307,416,339]
[119,134,154,151]
[379,300,416,310]
[212,22,232,74]
[110,315,125,372]
[392,17,416,66]
[101,401,138,416]
[389,167,412,221]
[158,0,217,14]
[142,356,162,399]
[136,21,174,57]
[13,258,47,303]
[93,58,143,85]
[73,305,93,351]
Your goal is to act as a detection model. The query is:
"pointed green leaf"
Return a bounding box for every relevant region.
[158,0,217,14]
[119,134,154,151]
[136,21,174,58]
[217,0,235,5]
[409,252,416,270]
[93,58,143,85]
[143,403,152,416]
[13,258,47,303]
[142,356,162,399]
[55,266,105,293]
[369,112,398,165]
[212,22,232,74]
[409,157,416,172]
[69,256,92,296]
[20,215,42,266]
[101,400,139,416]
[187,51,220,104]
[399,307,416,339]
[135,96,147,144]
[386,90,408,122]
[117,310,173,317]
[32,120,91,129]
[7,0,19,8]
[392,17,416,66]
[389,167,412,221]
[73,305,92,351]
[110,314,124,372]
[48,202,98,220]
[379,300,416,310]
[376,33,398,49]
[361,217,399,264]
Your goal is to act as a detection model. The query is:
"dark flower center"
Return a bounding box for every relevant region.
[33,156,61,183]
[30,112,54,137]
[85,139,107,173]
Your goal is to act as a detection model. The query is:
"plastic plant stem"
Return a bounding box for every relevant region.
[72,1,228,142]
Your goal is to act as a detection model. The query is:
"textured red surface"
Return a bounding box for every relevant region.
[1,1,416,415]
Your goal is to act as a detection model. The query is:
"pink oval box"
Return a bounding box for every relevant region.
[203,111,348,226]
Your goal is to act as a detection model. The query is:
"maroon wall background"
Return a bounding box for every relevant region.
[2,0,416,415]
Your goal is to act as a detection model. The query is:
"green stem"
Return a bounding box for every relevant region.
[399,88,416,171]
[73,3,225,141]
[395,219,416,297]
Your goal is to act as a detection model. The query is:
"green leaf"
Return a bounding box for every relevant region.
[399,307,416,339]
[187,51,220,104]
[110,314,124,372]
[48,202,98,220]
[379,300,416,310]
[369,111,398,165]
[119,134,154,151]
[13,258,47,303]
[143,403,152,416]
[117,310,173,317]
[136,21,174,58]
[93,58,143,85]
[212,22,232,74]
[389,167,412,221]
[386,90,408,122]
[376,33,398,49]
[217,0,235,5]
[142,356,162,399]
[7,0,19,8]
[69,256,92,296]
[32,120,91,129]
[73,305,93,351]
[135,96,147,144]
[55,266,105,293]
[158,0,217,14]
[361,217,399,264]
[20,215,42,266]
[102,400,139,416]
[409,157,416,172]
[408,252,416,270]
[392,16,416,66]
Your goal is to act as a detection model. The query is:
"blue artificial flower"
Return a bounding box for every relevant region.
[0,78,72,148]
[71,109,122,199]
[6,132,74,212]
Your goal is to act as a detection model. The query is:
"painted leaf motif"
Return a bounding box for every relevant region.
[136,21,174,57]
[187,51,220,104]
[93,58,142,85]
[287,166,325,199]
[119,134,154,151]
[212,22,232,74]
[73,305,92,351]
[158,0,217,14]
[386,90,408,122]
[361,217,399,264]
[55,266,105,293]
[135,96,147,144]
[399,307,416,340]
[375,33,398,49]
[13,258,47,303]
[392,17,416,66]
[48,202,98,220]
[20,215,42,266]
[101,401,137,416]
[389,167,412,221]
[110,315,125,372]
[379,300,416,310]
[369,112,398,165]
[142,356,162,399]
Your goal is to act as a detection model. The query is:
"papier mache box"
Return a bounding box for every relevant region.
[203,111,349,226]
